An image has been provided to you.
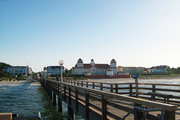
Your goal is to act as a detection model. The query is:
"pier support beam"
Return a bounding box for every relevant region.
[58,96,62,112]
[63,86,66,102]
[68,106,74,120]
[53,92,56,106]
[85,91,89,120]
[68,87,73,120]
[69,88,71,105]
[49,90,52,100]
[102,95,107,120]
[164,111,175,120]
[134,104,143,120]
[75,89,78,113]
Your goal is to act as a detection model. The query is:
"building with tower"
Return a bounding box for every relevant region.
[71,58,117,76]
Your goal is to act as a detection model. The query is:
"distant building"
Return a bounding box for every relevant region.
[121,67,145,75]
[6,66,32,76]
[71,58,117,76]
[44,66,64,77]
[117,66,123,72]
[145,65,169,74]
[117,66,129,75]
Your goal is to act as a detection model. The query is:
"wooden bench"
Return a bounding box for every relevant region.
[0,113,12,120]
[148,92,173,104]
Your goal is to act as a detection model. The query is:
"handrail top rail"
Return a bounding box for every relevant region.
[44,79,177,111]
[64,79,180,86]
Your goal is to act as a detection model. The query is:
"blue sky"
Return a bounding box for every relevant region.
[0,0,180,72]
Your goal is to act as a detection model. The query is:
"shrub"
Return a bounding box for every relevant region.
[17,77,26,80]
[0,77,9,81]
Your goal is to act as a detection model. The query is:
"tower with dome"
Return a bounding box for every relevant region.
[72,58,117,76]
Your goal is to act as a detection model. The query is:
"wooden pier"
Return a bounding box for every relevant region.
[39,79,179,120]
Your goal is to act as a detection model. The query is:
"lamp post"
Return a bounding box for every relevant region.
[59,60,64,96]
[58,60,64,112]
[59,60,64,83]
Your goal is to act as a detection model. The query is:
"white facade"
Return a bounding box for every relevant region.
[147,65,169,74]
[44,66,64,77]
[122,67,145,75]
[72,58,117,76]
[6,66,32,75]
[106,70,113,76]
[117,72,129,75]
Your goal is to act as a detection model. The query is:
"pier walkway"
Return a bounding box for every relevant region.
[39,79,179,120]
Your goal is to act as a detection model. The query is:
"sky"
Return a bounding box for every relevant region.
[0,0,180,72]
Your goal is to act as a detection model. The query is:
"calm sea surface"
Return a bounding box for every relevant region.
[0,80,66,120]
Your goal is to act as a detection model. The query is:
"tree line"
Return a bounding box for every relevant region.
[168,67,180,74]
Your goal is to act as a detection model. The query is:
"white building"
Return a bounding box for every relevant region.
[71,58,117,76]
[44,66,64,77]
[147,65,169,74]
[122,67,145,75]
[6,66,32,76]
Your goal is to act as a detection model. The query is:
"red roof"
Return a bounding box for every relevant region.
[95,64,110,69]
[75,64,110,69]
[83,64,91,69]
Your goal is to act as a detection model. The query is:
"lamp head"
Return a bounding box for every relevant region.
[59,60,64,65]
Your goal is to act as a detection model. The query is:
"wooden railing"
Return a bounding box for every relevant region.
[40,79,178,120]
[63,79,180,103]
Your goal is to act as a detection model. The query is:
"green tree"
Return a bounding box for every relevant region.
[177,67,180,74]
[167,67,172,74]
[0,62,11,77]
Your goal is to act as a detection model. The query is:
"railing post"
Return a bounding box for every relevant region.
[77,81,79,86]
[115,84,118,93]
[74,80,75,85]
[86,82,88,88]
[152,84,156,100]
[100,83,103,90]
[81,81,83,87]
[71,80,73,84]
[92,82,95,89]
[111,84,113,93]
[75,89,78,113]
[102,95,107,120]
[129,84,132,96]
[85,91,89,120]
[164,110,175,120]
